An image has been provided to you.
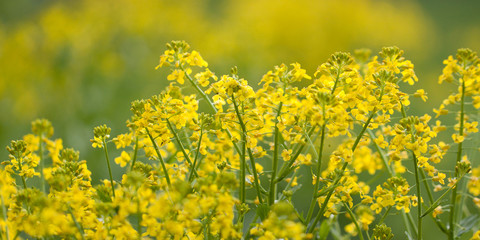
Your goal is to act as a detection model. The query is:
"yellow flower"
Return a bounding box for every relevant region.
[432,206,444,218]
[282,149,293,161]
[90,136,103,148]
[413,89,428,102]
[452,133,465,143]
[114,151,131,167]
[472,230,480,240]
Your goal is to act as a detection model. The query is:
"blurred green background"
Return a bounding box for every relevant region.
[1,0,480,238]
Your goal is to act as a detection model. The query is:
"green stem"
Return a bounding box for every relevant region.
[130,136,139,172]
[305,123,326,224]
[367,129,393,176]
[188,128,204,182]
[68,207,86,240]
[421,174,465,218]
[378,206,392,225]
[449,78,465,240]
[38,134,45,193]
[166,118,198,178]
[102,140,116,198]
[406,212,418,237]
[401,102,424,239]
[145,128,171,186]
[268,103,283,206]
[420,169,448,234]
[307,109,376,233]
[343,202,365,240]
[412,154,422,240]
[137,198,142,239]
[239,118,246,204]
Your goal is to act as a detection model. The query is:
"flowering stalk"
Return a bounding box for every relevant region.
[305,123,326,224]
[343,202,365,240]
[38,134,45,193]
[188,128,204,182]
[102,139,116,198]
[268,103,283,206]
[130,136,139,172]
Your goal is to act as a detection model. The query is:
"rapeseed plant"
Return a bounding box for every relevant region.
[1,41,479,239]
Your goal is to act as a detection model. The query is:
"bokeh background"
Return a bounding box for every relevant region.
[1,0,480,238]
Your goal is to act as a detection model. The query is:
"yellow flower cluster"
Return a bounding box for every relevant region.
[1,42,480,240]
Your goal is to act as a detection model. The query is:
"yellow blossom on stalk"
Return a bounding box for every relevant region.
[438,56,459,84]
[186,50,208,67]
[113,133,133,149]
[452,133,465,143]
[168,69,190,85]
[413,89,428,102]
[282,149,293,161]
[374,134,388,149]
[115,151,131,167]
[433,206,444,218]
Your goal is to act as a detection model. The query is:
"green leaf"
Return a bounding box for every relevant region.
[457,214,480,238]
[318,219,331,240]
[256,203,270,221]
[405,231,414,240]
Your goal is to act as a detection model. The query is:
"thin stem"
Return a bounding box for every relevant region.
[412,154,422,240]
[367,129,393,176]
[38,134,45,193]
[420,169,448,234]
[378,206,392,225]
[68,207,86,240]
[449,77,465,240]
[188,128,204,182]
[421,174,465,218]
[401,102,424,239]
[130,136,139,172]
[402,211,414,239]
[137,198,142,239]
[240,131,246,203]
[268,103,283,206]
[343,202,365,240]
[145,128,171,186]
[406,212,418,237]
[102,140,116,198]
[166,118,198,178]
[305,123,326,224]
